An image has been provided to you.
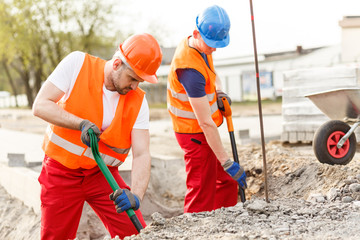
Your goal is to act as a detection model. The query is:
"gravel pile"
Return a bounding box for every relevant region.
[119,154,360,240]
[124,197,360,240]
[1,113,360,240]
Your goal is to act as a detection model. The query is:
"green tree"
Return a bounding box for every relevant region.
[0,0,120,108]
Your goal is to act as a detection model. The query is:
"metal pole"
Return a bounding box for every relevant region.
[249,0,269,202]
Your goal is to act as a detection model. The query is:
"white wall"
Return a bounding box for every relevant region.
[341,28,360,62]
[340,16,360,63]
[0,94,28,108]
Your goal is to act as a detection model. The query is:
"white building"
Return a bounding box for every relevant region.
[151,16,360,144]
[155,16,360,104]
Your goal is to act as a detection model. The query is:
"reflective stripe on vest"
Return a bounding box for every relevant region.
[46,124,129,167]
[167,86,215,102]
[167,86,218,119]
[168,99,219,119]
[104,143,130,155]
[46,126,84,156]
[83,148,123,167]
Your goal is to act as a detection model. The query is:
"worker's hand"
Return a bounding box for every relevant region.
[79,120,101,147]
[216,90,231,111]
[222,159,247,189]
[109,189,140,213]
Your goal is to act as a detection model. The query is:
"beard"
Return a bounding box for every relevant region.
[110,71,132,95]
[117,87,132,95]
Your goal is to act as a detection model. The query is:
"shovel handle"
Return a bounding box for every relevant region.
[220,97,246,202]
[220,97,234,132]
[88,129,143,232]
[229,131,246,202]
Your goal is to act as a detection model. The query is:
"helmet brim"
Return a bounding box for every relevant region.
[130,62,158,83]
[200,32,230,49]
[136,72,159,84]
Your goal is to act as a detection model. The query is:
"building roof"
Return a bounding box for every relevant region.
[213,46,327,67]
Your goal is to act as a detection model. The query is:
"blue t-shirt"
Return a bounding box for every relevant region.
[176,53,210,98]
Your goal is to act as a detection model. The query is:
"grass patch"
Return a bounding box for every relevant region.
[149,103,167,109]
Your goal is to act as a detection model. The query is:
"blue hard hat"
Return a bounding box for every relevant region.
[196,5,230,48]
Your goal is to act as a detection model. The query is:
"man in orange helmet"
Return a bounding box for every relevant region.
[167,5,247,213]
[32,33,162,239]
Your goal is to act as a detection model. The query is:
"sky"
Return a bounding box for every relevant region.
[115,0,360,59]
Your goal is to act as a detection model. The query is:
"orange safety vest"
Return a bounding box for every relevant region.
[167,37,223,133]
[42,53,145,169]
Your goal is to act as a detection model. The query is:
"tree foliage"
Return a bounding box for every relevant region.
[0,0,121,107]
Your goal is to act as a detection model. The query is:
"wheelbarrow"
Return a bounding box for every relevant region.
[305,87,360,165]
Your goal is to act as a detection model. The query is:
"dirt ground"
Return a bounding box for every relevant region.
[1,102,360,239]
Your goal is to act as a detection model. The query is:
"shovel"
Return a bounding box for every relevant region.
[220,97,246,202]
[88,129,143,232]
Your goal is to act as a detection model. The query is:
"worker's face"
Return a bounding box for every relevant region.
[193,30,216,55]
[107,59,144,95]
[198,37,217,55]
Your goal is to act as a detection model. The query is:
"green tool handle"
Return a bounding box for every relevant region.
[88,129,143,232]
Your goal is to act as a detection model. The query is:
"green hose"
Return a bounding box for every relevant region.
[88,129,143,232]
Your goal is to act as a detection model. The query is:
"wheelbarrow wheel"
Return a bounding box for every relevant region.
[313,120,356,165]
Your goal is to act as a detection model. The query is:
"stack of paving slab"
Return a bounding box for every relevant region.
[0,129,44,214]
[281,66,360,143]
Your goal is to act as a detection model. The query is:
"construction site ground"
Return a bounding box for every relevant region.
[1,101,360,239]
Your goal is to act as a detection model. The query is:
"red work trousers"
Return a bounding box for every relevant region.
[175,132,238,213]
[38,156,146,240]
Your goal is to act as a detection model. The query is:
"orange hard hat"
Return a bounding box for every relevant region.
[119,33,163,83]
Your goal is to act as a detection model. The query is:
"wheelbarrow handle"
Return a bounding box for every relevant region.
[88,129,143,232]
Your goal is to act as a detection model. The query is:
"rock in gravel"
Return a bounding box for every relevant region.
[246,199,268,213]
[150,212,166,226]
[326,187,340,201]
[342,196,354,203]
[307,193,326,203]
[354,201,360,208]
[349,183,360,193]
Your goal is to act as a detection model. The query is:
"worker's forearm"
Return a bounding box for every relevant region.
[130,153,151,200]
[200,122,229,165]
[33,98,83,130]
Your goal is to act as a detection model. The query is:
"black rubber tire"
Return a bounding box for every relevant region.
[313,120,356,165]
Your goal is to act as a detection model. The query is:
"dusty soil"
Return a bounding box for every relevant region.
[0,185,41,240]
[1,102,360,239]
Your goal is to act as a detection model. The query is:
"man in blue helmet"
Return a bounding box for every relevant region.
[167,5,247,213]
